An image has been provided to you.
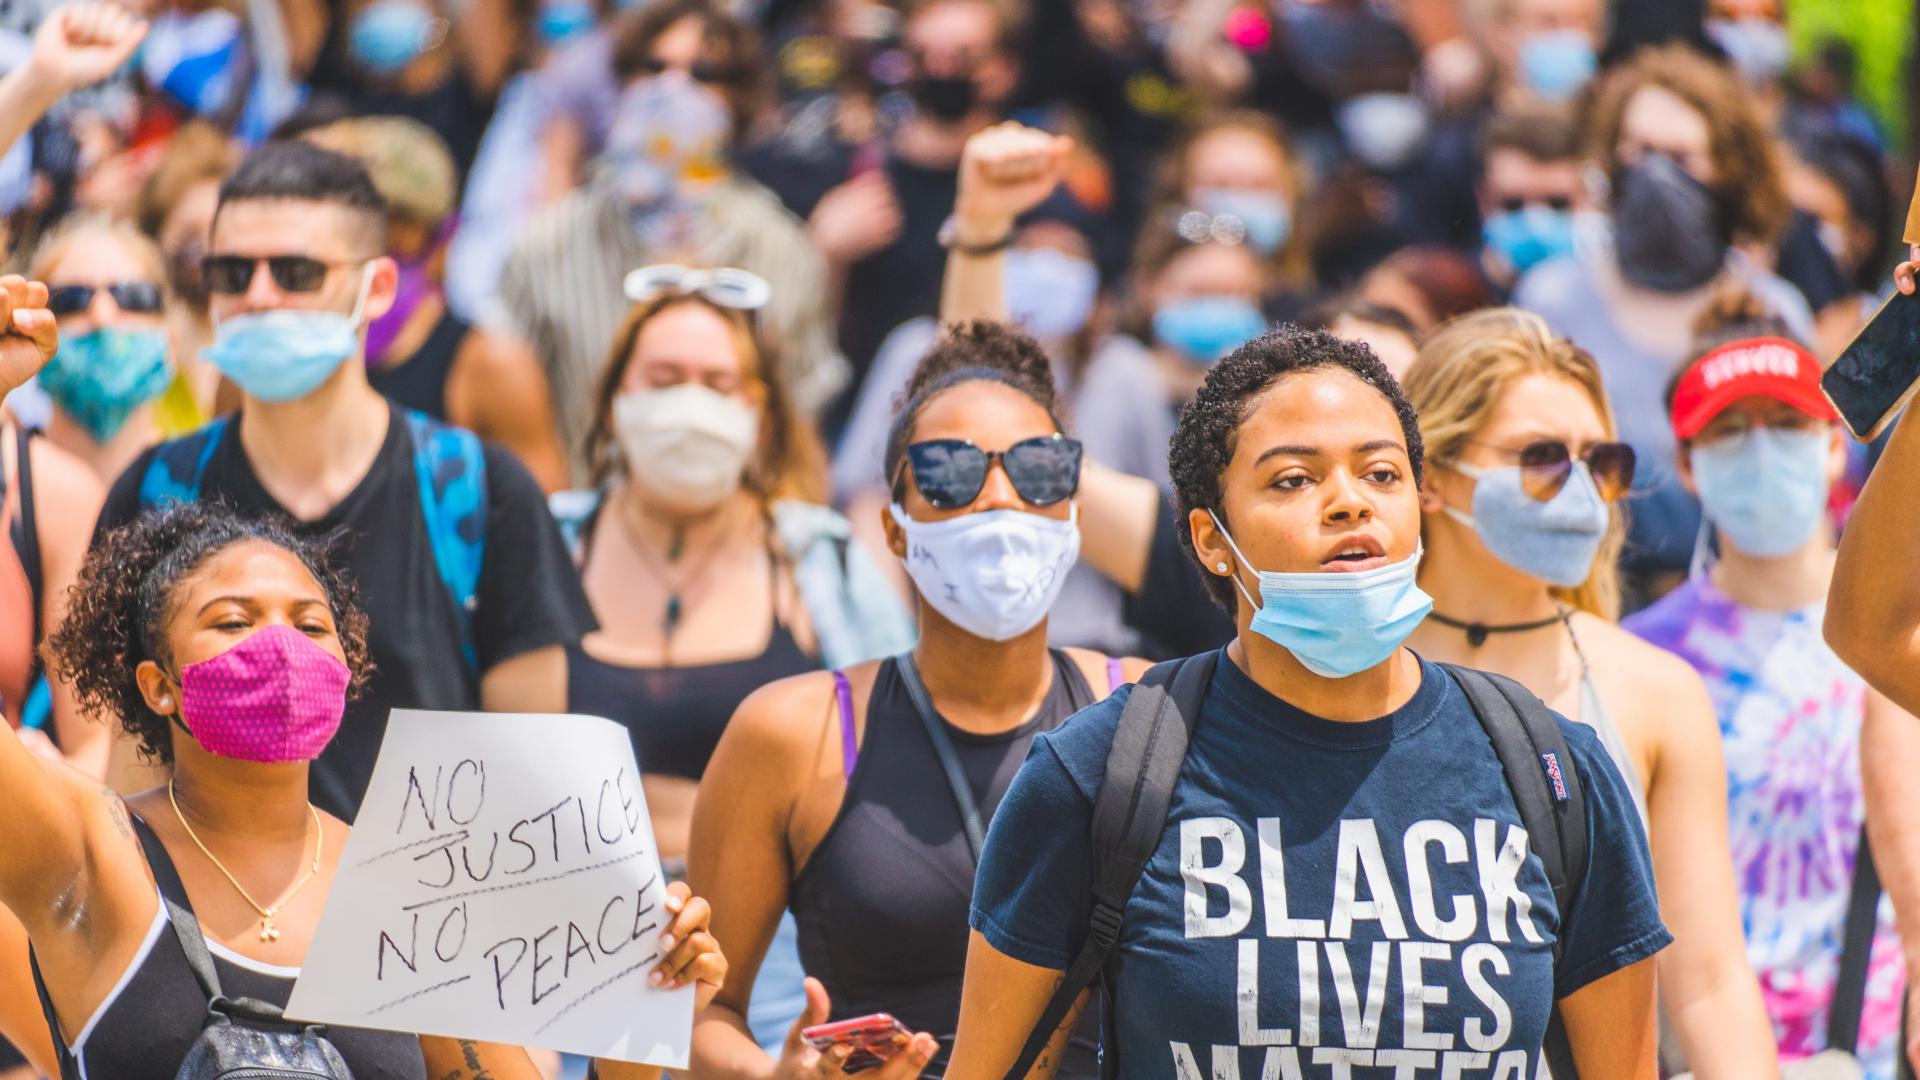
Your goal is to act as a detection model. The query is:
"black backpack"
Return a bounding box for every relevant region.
[30,815,356,1080]
[1001,654,1591,1080]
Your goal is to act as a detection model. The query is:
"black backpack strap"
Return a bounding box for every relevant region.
[1002,650,1217,1080]
[1828,825,1881,1054]
[27,947,81,1080]
[895,651,988,865]
[1441,664,1586,1080]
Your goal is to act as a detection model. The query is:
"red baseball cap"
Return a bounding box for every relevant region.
[1669,336,1837,441]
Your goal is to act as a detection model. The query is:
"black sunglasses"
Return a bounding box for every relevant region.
[899,436,1083,510]
[47,281,165,317]
[202,255,359,296]
[641,55,742,84]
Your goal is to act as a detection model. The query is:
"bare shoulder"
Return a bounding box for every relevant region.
[719,662,880,759]
[1570,613,1707,696]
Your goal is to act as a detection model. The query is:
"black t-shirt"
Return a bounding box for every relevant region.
[95,401,596,820]
[837,154,961,393]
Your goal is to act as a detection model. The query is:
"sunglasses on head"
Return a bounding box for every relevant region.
[47,281,164,317]
[624,264,771,311]
[898,435,1083,510]
[202,255,361,296]
[1454,440,1636,502]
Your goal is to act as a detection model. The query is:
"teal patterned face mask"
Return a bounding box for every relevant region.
[40,327,174,441]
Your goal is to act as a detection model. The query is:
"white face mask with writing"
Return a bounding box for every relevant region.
[614,384,759,515]
[889,504,1080,641]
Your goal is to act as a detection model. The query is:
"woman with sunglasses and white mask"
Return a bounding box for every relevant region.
[689,321,1147,1079]
[27,214,207,483]
[1400,309,1780,1076]
[550,264,912,1049]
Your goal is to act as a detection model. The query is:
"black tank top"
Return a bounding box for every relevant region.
[369,310,468,420]
[566,621,816,781]
[789,651,1105,1079]
[36,814,427,1080]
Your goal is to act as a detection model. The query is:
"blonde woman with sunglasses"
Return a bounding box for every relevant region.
[1401,308,1780,1077]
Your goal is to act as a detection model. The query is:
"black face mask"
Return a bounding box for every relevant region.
[1610,153,1732,293]
[909,73,979,123]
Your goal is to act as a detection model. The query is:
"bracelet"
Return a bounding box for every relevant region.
[938,215,1013,256]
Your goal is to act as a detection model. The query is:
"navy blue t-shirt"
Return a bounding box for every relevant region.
[970,652,1670,1078]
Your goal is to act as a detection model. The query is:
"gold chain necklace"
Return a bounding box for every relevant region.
[168,781,323,943]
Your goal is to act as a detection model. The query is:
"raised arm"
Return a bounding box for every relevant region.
[938,123,1072,327]
[1828,245,1920,709]
[0,4,145,177]
[32,435,107,777]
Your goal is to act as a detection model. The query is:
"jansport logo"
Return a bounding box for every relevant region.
[1540,752,1569,803]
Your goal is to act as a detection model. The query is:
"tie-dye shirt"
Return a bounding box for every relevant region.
[1626,576,1905,1077]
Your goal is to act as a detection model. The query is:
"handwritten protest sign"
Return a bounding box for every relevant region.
[285,710,693,1067]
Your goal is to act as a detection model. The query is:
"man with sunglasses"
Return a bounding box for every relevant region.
[1627,333,1920,1078]
[90,140,595,822]
[1476,105,1585,295]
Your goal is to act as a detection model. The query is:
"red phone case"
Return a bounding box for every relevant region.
[801,1013,913,1073]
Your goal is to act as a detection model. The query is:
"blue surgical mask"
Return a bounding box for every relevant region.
[1193,188,1292,256]
[1154,297,1266,366]
[1690,426,1830,557]
[537,1,596,43]
[40,327,174,442]
[1005,247,1099,342]
[203,269,372,403]
[1444,460,1610,587]
[1482,205,1575,276]
[350,0,436,74]
[1518,30,1597,102]
[1210,511,1433,678]
[1335,92,1428,171]
[1708,18,1791,86]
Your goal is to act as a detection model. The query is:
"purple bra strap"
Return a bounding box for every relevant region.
[833,671,857,779]
[1107,657,1125,694]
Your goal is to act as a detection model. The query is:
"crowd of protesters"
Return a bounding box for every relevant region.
[0,0,1916,1076]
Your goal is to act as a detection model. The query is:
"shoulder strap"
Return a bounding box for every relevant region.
[1440,663,1585,1080]
[403,411,488,674]
[833,671,857,779]
[14,425,40,643]
[27,947,80,1080]
[1003,650,1217,1080]
[137,416,231,510]
[1829,825,1881,1054]
[894,651,987,866]
[127,813,225,1005]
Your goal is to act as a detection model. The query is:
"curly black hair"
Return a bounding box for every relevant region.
[883,320,1065,496]
[1168,326,1425,612]
[47,501,373,765]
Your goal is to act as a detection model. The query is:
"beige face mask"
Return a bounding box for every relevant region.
[614,383,760,515]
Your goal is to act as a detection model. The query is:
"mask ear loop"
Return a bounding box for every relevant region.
[1688,518,1716,583]
[1206,509,1262,611]
[347,261,378,327]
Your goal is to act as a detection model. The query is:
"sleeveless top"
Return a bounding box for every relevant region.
[0,424,40,729]
[1566,619,1649,828]
[789,650,1120,1079]
[565,617,816,782]
[37,814,427,1080]
[368,311,468,421]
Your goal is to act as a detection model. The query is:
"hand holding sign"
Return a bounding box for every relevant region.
[286,710,698,1067]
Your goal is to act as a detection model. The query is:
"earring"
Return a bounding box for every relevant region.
[1215,562,1229,573]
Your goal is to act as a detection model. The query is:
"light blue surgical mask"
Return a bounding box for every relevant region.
[1193,188,1292,256]
[203,269,372,403]
[1005,247,1098,341]
[1691,426,1830,557]
[537,1,596,43]
[1444,460,1609,587]
[1518,30,1596,102]
[1209,511,1433,678]
[350,0,436,74]
[1482,205,1575,276]
[40,327,174,442]
[1153,296,1266,367]
[1707,18,1791,86]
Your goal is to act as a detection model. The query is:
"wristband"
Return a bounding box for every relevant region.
[938,216,1013,256]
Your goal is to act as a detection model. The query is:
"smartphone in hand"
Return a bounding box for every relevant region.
[1823,290,1920,441]
[801,1013,915,1074]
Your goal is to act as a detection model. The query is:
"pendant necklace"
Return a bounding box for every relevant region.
[169,780,323,943]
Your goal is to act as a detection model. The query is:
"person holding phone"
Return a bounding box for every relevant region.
[1398,309,1780,1076]
[944,326,1670,1078]
[688,321,1149,1079]
[0,499,724,1080]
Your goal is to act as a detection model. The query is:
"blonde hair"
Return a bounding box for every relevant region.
[1401,308,1623,619]
[30,213,170,299]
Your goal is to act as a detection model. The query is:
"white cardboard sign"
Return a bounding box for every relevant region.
[285,710,693,1067]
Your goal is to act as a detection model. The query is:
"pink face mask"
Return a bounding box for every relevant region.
[178,624,350,762]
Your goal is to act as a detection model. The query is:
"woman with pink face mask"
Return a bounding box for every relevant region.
[0,501,725,1080]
